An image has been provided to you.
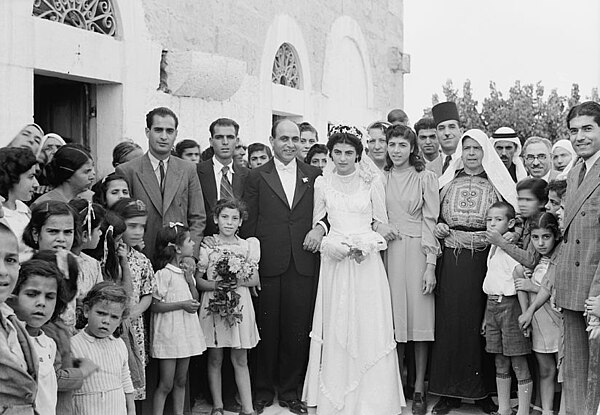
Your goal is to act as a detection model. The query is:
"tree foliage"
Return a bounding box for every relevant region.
[425,80,600,143]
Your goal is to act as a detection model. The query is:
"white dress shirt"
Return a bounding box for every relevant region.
[274,157,297,207]
[147,152,169,186]
[584,150,600,178]
[212,157,234,200]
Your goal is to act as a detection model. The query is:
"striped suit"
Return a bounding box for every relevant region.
[553,157,600,415]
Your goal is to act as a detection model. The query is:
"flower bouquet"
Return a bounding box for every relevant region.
[203,249,257,329]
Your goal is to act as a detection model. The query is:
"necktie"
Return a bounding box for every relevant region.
[578,163,587,188]
[159,160,165,194]
[220,165,234,200]
[442,155,452,174]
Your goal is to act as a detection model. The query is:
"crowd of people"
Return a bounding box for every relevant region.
[0,99,599,415]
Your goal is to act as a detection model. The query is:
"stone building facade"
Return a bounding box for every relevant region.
[0,0,408,174]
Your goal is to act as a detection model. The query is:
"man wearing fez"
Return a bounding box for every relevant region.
[426,102,462,178]
[491,127,528,183]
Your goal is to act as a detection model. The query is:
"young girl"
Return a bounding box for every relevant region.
[0,147,39,261]
[111,198,155,402]
[23,200,81,331]
[151,223,206,415]
[0,222,38,415]
[9,258,69,415]
[487,177,548,269]
[197,199,260,415]
[92,172,131,209]
[71,282,135,415]
[515,212,562,415]
[69,199,107,328]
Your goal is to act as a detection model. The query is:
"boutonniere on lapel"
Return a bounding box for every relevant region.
[302,177,309,184]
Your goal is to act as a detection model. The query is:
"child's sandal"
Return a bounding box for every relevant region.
[210,408,224,415]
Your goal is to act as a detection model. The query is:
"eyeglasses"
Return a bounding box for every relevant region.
[524,154,548,162]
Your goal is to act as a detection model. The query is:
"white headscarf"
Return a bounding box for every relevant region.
[552,139,578,180]
[37,133,66,160]
[439,129,519,213]
[490,127,528,182]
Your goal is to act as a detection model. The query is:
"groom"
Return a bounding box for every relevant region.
[242,118,325,414]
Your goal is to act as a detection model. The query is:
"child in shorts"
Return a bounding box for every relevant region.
[482,202,532,415]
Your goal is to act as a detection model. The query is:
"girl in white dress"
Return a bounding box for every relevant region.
[303,126,405,415]
[197,198,260,415]
[151,223,206,415]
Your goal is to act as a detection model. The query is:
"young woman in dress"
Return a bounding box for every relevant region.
[384,125,440,414]
[303,126,405,415]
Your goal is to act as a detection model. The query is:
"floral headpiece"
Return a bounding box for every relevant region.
[329,125,363,139]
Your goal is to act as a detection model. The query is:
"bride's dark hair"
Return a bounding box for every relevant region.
[326,132,363,162]
[384,124,425,172]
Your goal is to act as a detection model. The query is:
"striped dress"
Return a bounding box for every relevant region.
[71,330,134,415]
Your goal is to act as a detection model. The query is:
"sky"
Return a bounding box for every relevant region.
[403,0,600,122]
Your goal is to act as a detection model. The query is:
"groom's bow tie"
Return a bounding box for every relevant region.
[279,164,295,173]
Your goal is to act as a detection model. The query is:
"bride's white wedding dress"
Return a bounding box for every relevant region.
[302,168,405,414]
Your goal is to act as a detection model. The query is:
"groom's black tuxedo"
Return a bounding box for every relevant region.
[241,158,321,403]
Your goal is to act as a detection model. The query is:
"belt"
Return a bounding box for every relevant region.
[487,294,515,303]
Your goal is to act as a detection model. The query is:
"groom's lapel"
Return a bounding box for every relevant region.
[291,162,310,211]
[260,160,290,208]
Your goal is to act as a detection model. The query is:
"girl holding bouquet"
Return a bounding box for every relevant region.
[197,198,260,415]
[150,223,206,415]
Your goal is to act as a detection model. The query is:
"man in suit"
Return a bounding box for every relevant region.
[116,107,206,260]
[522,136,559,182]
[553,101,600,414]
[426,102,462,178]
[197,118,249,236]
[242,118,325,414]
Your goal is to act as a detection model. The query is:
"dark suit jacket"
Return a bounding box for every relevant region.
[241,159,320,277]
[554,157,600,311]
[116,153,206,259]
[196,159,249,236]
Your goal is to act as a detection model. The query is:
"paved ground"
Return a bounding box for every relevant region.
[191,397,512,415]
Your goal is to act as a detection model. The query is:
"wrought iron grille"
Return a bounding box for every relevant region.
[33,0,117,36]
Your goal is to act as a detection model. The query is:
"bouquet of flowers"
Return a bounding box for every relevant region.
[204,249,257,328]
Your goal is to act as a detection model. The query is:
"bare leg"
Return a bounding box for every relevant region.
[208,348,224,409]
[536,352,557,414]
[172,358,190,415]
[414,342,429,394]
[230,349,254,414]
[153,359,177,415]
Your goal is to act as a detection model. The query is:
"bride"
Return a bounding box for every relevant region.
[303,126,405,414]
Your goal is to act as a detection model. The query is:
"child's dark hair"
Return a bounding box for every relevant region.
[92,173,130,207]
[153,223,190,271]
[82,281,129,319]
[214,198,248,222]
[529,212,561,242]
[84,211,127,282]
[23,201,81,249]
[488,201,516,220]
[174,139,200,158]
[30,250,79,311]
[516,177,549,205]
[112,141,142,168]
[304,144,328,165]
[111,198,148,220]
[69,199,106,247]
[384,124,425,172]
[0,147,38,199]
[547,179,567,200]
[13,257,69,322]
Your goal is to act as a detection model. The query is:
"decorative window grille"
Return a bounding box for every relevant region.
[33,0,117,36]
[272,43,301,89]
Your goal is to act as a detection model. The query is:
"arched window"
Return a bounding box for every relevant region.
[272,43,302,89]
[32,0,117,36]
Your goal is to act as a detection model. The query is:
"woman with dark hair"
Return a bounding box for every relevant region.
[174,139,201,164]
[383,124,440,414]
[33,144,95,206]
[112,141,143,168]
[303,126,405,414]
[0,147,39,261]
[429,129,519,414]
[304,143,328,171]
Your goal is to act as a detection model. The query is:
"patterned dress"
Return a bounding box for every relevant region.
[125,248,155,400]
[429,171,499,400]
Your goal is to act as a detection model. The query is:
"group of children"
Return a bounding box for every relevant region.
[0,158,261,415]
[481,177,596,415]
